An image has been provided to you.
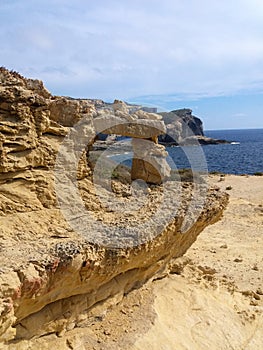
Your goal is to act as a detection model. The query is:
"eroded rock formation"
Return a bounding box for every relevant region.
[94,99,169,184]
[0,68,229,348]
[131,139,170,184]
[158,108,203,145]
[158,108,229,145]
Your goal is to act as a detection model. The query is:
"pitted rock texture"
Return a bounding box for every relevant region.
[0,68,229,348]
[131,139,170,184]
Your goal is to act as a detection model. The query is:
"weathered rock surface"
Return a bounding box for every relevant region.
[0,68,229,348]
[158,108,203,145]
[94,100,166,139]
[93,99,169,184]
[131,139,170,184]
[159,108,229,145]
[94,114,165,139]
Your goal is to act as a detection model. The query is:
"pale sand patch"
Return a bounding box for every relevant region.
[132,175,263,350]
[187,174,263,293]
[133,276,262,350]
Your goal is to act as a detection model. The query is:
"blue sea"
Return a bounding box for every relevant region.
[167,128,263,175]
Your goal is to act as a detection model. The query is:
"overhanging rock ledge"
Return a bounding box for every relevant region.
[0,68,228,346]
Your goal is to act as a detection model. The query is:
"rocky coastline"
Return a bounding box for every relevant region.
[93,105,230,146]
[158,108,230,146]
[0,68,230,348]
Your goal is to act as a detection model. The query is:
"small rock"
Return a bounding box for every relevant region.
[243,290,261,301]
[203,274,214,281]
[253,293,261,301]
[54,228,65,235]
[57,329,66,337]
[66,322,75,331]
[234,257,243,263]
[256,288,263,295]
[250,300,258,306]
[133,303,140,307]
[198,265,217,275]
[169,256,191,275]
[252,264,259,271]
[241,290,253,297]
[220,244,228,249]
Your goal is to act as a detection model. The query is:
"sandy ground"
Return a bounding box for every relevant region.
[10,175,263,350]
[132,175,263,350]
[87,174,263,350]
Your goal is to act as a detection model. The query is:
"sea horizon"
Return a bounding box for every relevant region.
[177,128,263,175]
[205,127,263,132]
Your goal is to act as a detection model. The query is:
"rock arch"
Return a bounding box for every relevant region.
[92,100,171,184]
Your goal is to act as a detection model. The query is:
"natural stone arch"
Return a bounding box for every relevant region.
[92,100,171,184]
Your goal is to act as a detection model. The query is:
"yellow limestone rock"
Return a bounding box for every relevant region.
[0,68,229,347]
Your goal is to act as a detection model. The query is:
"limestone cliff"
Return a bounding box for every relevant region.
[158,108,202,144]
[159,108,229,145]
[0,68,228,348]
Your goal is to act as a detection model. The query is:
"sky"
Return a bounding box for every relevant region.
[1,0,263,130]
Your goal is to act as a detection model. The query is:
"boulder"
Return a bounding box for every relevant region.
[131,139,171,184]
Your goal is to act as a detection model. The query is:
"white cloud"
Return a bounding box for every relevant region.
[1,0,263,102]
[232,113,247,118]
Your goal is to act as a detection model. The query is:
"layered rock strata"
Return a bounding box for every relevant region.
[0,68,229,347]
